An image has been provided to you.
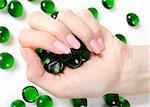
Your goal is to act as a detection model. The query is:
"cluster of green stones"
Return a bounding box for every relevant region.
[0,0,24,17]
[104,93,130,107]
[11,86,53,107]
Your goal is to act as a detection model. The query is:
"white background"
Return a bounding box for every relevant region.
[0,0,150,107]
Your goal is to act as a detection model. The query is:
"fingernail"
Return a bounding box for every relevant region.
[54,41,71,54]
[20,47,30,64]
[66,34,81,49]
[98,38,105,50]
[90,39,101,54]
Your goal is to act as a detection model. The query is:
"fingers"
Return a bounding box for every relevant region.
[18,28,71,54]
[57,9,103,54]
[77,9,105,50]
[28,11,81,50]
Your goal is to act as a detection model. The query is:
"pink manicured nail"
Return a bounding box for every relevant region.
[98,38,105,50]
[54,41,71,54]
[66,34,81,49]
[20,47,30,64]
[90,39,101,54]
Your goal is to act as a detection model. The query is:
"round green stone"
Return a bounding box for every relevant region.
[0,52,14,69]
[0,0,7,9]
[11,99,26,107]
[71,98,88,107]
[22,86,39,103]
[126,13,139,26]
[119,98,130,107]
[8,0,24,17]
[102,0,115,9]
[41,0,55,14]
[78,47,90,62]
[51,11,59,19]
[36,95,53,107]
[103,93,119,106]
[115,34,127,44]
[0,26,10,43]
[88,7,99,19]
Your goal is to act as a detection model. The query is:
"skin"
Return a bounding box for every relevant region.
[18,9,150,98]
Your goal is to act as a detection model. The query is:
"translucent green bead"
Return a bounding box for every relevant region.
[0,26,10,43]
[126,13,139,26]
[88,7,99,20]
[103,93,119,106]
[71,98,88,107]
[8,0,24,17]
[0,52,14,69]
[115,34,127,44]
[41,0,55,14]
[102,0,115,9]
[11,99,26,107]
[22,86,39,103]
[36,95,53,107]
[0,0,7,9]
[51,11,59,19]
[119,98,130,107]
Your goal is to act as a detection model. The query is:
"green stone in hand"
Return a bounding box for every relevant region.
[115,34,127,44]
[0,26,10,43]
[41,0,55,14]
[0,52,14,69]
[71,98,88,107]
[119,97,130,107]
[102,0,115,9]
[22,86,39,103]
[126,13,139,26]
[36,95,53,107]
[104,93,119,106]
[11,99,26,107]
[88,7,99,20]
[0,0,7,9]
[8,0,24,17]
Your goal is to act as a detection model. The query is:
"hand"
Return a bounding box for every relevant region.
[18,9,127,98]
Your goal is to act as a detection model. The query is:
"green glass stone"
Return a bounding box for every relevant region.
[36,48,47,60]
[0,0,7,9]
[22,86,39,103]
[41,0,55,14]
[115,34,127,44]
[0,26,10,43]
[104,93,119,106]
[60,53,72,63]
[88,7,99,19]
[28,0,37,2]
[102,0,115,9]
[0,52,14,69]
[11,99,26,107]
[51,11,59,19]
[71,98,88,107]
[126,13,139,26]
[8,0,24,17]
[66,50,82,69]
[119,98,130,107]
[36,95,53,107]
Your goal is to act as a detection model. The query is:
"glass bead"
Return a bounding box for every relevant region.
[104,93,119,106]
[51,11,59,19]
[22,86,39,103]
[36,48,47,60]
[66,50,82,69]
[0,26,10,43]
[0,0,7,9]
[36,95,53,107]
[115,34,127,44]
[11,99,26,107]
[119,98,130,107]
[126,13,139,26]
[88,7,99,20]
[71,98,88,107]
[0,52,14,69]
[44,56,64,74]
[60,53,72,63]
[8,0,24,17]
[102,0,115,9]
[41,0,55,14]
